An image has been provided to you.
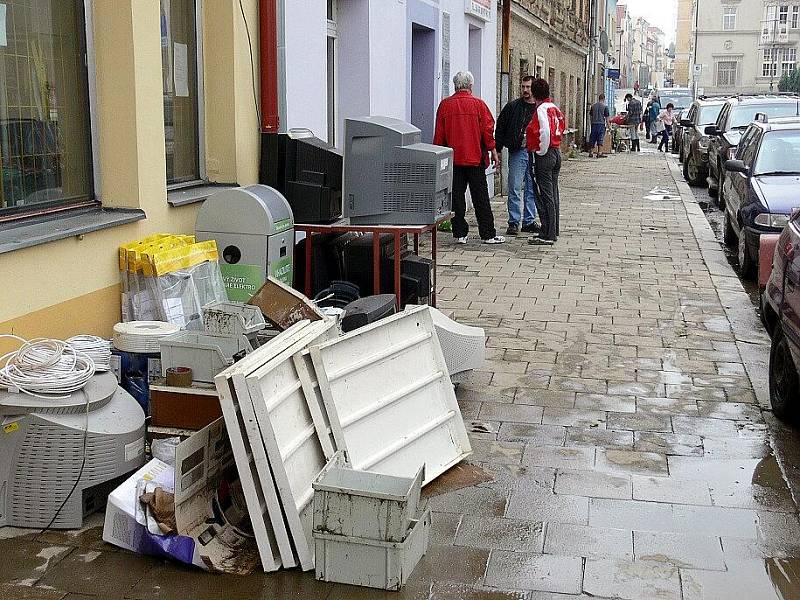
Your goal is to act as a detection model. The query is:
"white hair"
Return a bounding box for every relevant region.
[453,71,474,91]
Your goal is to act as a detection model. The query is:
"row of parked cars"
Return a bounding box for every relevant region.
[674,94,800,421]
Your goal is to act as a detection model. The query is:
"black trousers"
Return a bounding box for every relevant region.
[452,165,497,240]
[529,149,561,241]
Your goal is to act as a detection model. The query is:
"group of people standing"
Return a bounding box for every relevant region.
[623,92,676,153]
[433,72,565,247]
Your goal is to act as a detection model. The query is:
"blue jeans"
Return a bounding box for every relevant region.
[507,148,537,226]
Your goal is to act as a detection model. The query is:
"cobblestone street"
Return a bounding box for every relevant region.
[2,150,799,599]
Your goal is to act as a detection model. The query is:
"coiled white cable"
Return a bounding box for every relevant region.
[0,335,96,399]
[66,335,112,372]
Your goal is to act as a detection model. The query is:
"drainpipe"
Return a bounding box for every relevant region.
[500,0,511,195]
[260,0,279,132]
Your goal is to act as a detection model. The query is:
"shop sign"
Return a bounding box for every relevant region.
[465,0,491,21]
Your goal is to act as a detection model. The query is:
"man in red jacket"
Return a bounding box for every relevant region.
[433,71,505,245]
[526,79,565,246]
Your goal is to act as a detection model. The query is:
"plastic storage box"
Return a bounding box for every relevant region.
[159,332,252,383]
[313,459,424,543]
[313,509,431,590]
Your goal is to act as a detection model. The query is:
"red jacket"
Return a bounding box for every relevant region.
[433,90,496,167]
[526,98,566,156]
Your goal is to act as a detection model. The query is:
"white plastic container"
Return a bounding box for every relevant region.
[313,456,424,543]
[313,509,431,590]
[160,331,252,383]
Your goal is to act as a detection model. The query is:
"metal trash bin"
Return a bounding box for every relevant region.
[196,185,294,301]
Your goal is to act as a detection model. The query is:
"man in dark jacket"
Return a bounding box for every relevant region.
[434,71,505,245]
[495,76,539,236]
[624,93,642,152]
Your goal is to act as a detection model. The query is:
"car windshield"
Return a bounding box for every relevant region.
[754,130,800,175]
[731,102,799,128]
[698,105,724,125]
[661,95,693,110]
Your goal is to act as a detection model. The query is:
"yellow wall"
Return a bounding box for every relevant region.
[0,0,261,346]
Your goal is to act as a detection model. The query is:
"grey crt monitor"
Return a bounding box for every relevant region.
[343,116,453,225]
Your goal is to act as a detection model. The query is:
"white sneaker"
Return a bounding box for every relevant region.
[483,236,506,245]
[455,236,468,244]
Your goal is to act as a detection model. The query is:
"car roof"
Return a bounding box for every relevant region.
[726,94,800,106]
[693,98,731,106]
[751,118,800,132]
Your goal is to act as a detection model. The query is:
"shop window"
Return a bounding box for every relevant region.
[161,0,202,186]
[0,0,94,218]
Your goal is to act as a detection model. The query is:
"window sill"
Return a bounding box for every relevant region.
[167,183,238,207]
[0,206,146,255]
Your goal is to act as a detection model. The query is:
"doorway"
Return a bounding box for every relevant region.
[468,25,482,95]
[411,23,435,142]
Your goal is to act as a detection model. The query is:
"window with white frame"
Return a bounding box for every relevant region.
[763,48,779,77]
[717,60,738,86]
[0,0,94,217]
[792,5,799,27]
[161,0,203,186]
[722,6,736,30]
[783,47,797,75]
[765,5,777,34]
[780,5,790,24]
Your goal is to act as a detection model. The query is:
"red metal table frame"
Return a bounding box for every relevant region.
[295,213,452,310]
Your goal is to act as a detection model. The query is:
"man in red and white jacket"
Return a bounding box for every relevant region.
[526,79,565,245]
[433,71,504,245]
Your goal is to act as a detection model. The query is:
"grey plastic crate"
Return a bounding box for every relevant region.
[313,452,424,543]
[159,331,252,383]
[313,509,431,590]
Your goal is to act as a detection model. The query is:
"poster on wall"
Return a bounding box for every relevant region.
[464,0,491,21]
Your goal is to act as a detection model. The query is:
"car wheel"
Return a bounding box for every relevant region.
[738,230,756,278]
[770,326,800,422]
[723,208,737,247]
[685,154,704,186]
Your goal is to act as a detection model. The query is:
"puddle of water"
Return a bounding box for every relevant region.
[421,463,493,499]
[767,557,800,599]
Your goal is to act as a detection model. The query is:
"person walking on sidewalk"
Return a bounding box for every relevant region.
[656,103,676,152]
[495,76,539,237]
[526,78,565,246]
[433,71,505,245]
[624,93,642,152]
[648,94,662,143]
[588,94,611,158]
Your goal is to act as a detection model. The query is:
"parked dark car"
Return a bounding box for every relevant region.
[764,209,800,421]
[680,98,727,186]
[707,95,800,204]
[722,117,800,278]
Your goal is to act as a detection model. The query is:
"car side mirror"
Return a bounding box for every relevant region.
[680,119,692,127]
[725,159,749,175]
[791,207,800,222]
[704,125,718,135]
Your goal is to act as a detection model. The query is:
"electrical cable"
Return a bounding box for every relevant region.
[67,335,112,372]
[239,0,262,129]
[0,335,96,399]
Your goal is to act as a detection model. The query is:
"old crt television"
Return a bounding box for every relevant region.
[343,116,453,225]
[261,129,343,223]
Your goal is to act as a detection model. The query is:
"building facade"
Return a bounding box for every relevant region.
[499,0,590,134]
[617,4,635,88]
[293,0,497,147]
[674,0,693,86]
[0,0,260,349]
[691,0,800,94]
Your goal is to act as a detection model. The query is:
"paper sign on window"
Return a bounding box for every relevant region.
[174,42,189,97]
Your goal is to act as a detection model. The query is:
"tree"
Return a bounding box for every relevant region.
[779,73,790,92]
[780,69,800,93]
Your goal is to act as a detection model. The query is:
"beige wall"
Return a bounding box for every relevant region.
[0,0,261,345]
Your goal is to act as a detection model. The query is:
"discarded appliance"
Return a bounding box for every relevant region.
[341,294,397,332]
[261,129,343,224]
[312,451,429,590]
[310,305,472,483]
[248,276,325,330]
[343,116,453,225]
[202,301,267,347]
[1,372,146,528]
[149,378,222,430]
[195,185,295,300]
[425,306,486,381]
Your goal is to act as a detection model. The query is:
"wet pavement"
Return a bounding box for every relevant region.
[2,150,800,598]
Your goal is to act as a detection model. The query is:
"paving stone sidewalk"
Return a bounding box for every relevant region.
[1,150,798,599]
